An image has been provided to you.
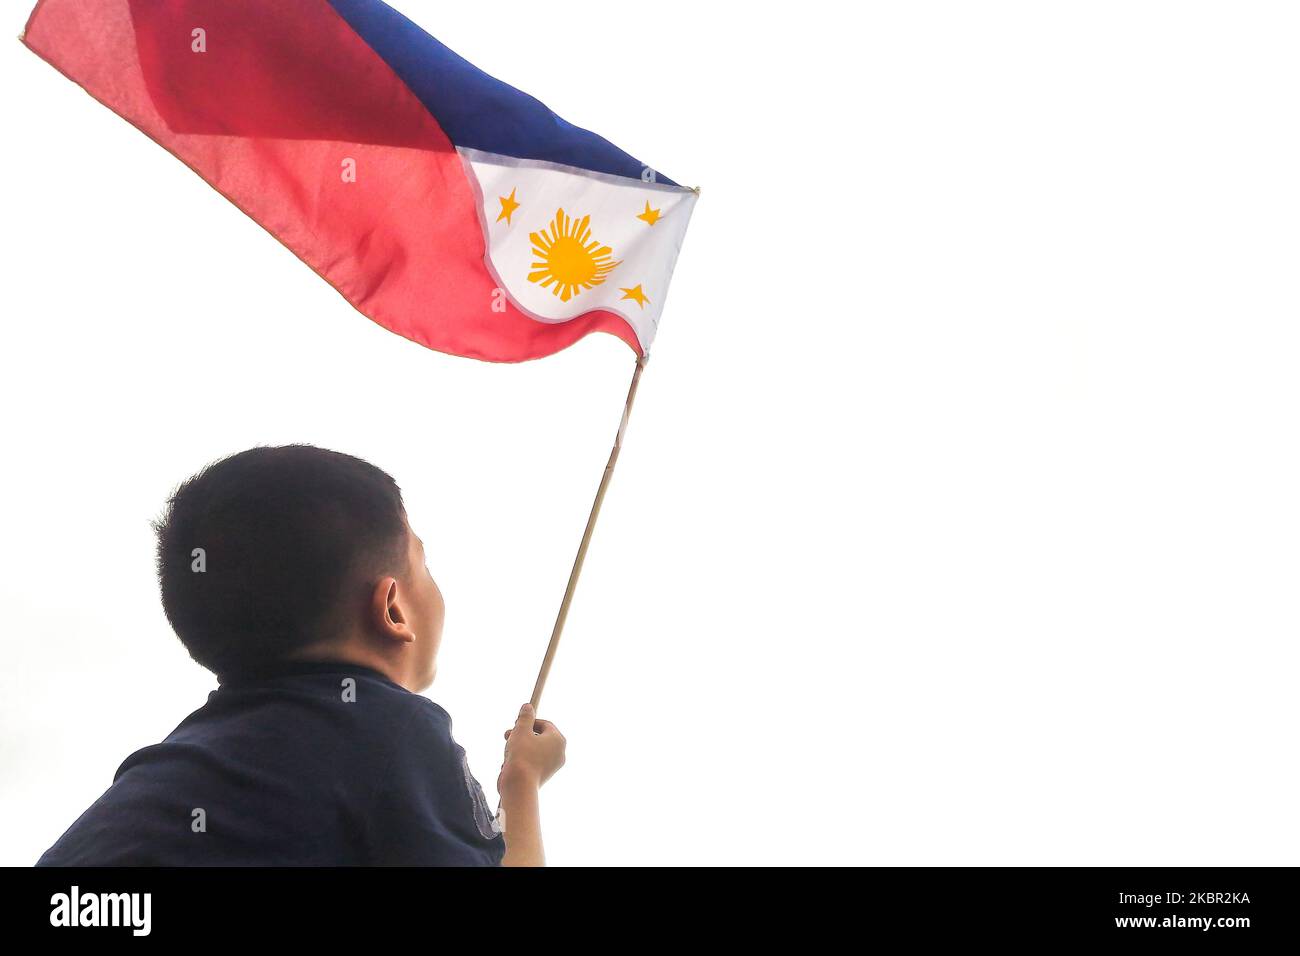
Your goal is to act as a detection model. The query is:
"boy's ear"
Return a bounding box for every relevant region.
[370,578,415,645]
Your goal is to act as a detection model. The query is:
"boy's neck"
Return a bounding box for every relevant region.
[281,643,417,692]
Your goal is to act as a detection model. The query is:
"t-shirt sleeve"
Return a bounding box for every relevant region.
[364,698,505,866]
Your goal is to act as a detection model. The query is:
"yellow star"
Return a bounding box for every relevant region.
[620,284,650,309]
[636,201,662,226]
[497,188,521,225]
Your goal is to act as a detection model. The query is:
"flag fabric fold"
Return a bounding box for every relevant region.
[23,0,697,362]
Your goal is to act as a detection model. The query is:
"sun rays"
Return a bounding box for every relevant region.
[527,208,621,302]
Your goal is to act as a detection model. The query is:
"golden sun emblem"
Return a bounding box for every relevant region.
[528,208,620,302]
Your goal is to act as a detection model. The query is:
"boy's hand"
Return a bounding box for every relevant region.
[498,703,566,792]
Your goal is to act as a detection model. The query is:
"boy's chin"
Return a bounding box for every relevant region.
[417,663,437,692]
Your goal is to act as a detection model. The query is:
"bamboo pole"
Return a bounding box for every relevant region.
[529,354,647,710]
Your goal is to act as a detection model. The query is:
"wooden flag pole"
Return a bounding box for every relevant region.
[529,354,648,710]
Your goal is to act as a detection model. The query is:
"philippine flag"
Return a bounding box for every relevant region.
[22,0,698,363]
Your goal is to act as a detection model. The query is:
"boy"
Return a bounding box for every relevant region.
[37,445,565,866]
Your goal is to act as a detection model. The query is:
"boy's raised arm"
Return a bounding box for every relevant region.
[498,703,567,867]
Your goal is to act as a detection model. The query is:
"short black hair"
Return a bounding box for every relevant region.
[154,445,408,676]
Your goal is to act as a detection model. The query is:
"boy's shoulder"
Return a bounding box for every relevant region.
[38,659,500,866]
[200,660,503,860]
[157,659,460,782]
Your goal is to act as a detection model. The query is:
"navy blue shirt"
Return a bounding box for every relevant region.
[37,661,504,866]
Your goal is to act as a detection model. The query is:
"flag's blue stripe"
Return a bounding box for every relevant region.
[326,0,680,187]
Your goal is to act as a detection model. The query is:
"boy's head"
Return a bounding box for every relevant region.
[154,445,444,690]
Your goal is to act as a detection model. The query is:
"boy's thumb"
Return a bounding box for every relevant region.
[514,703,535,733]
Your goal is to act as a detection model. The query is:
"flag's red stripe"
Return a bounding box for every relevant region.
[23,0,640,362]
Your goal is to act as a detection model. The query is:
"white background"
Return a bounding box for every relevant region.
[2,1,1298,866]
